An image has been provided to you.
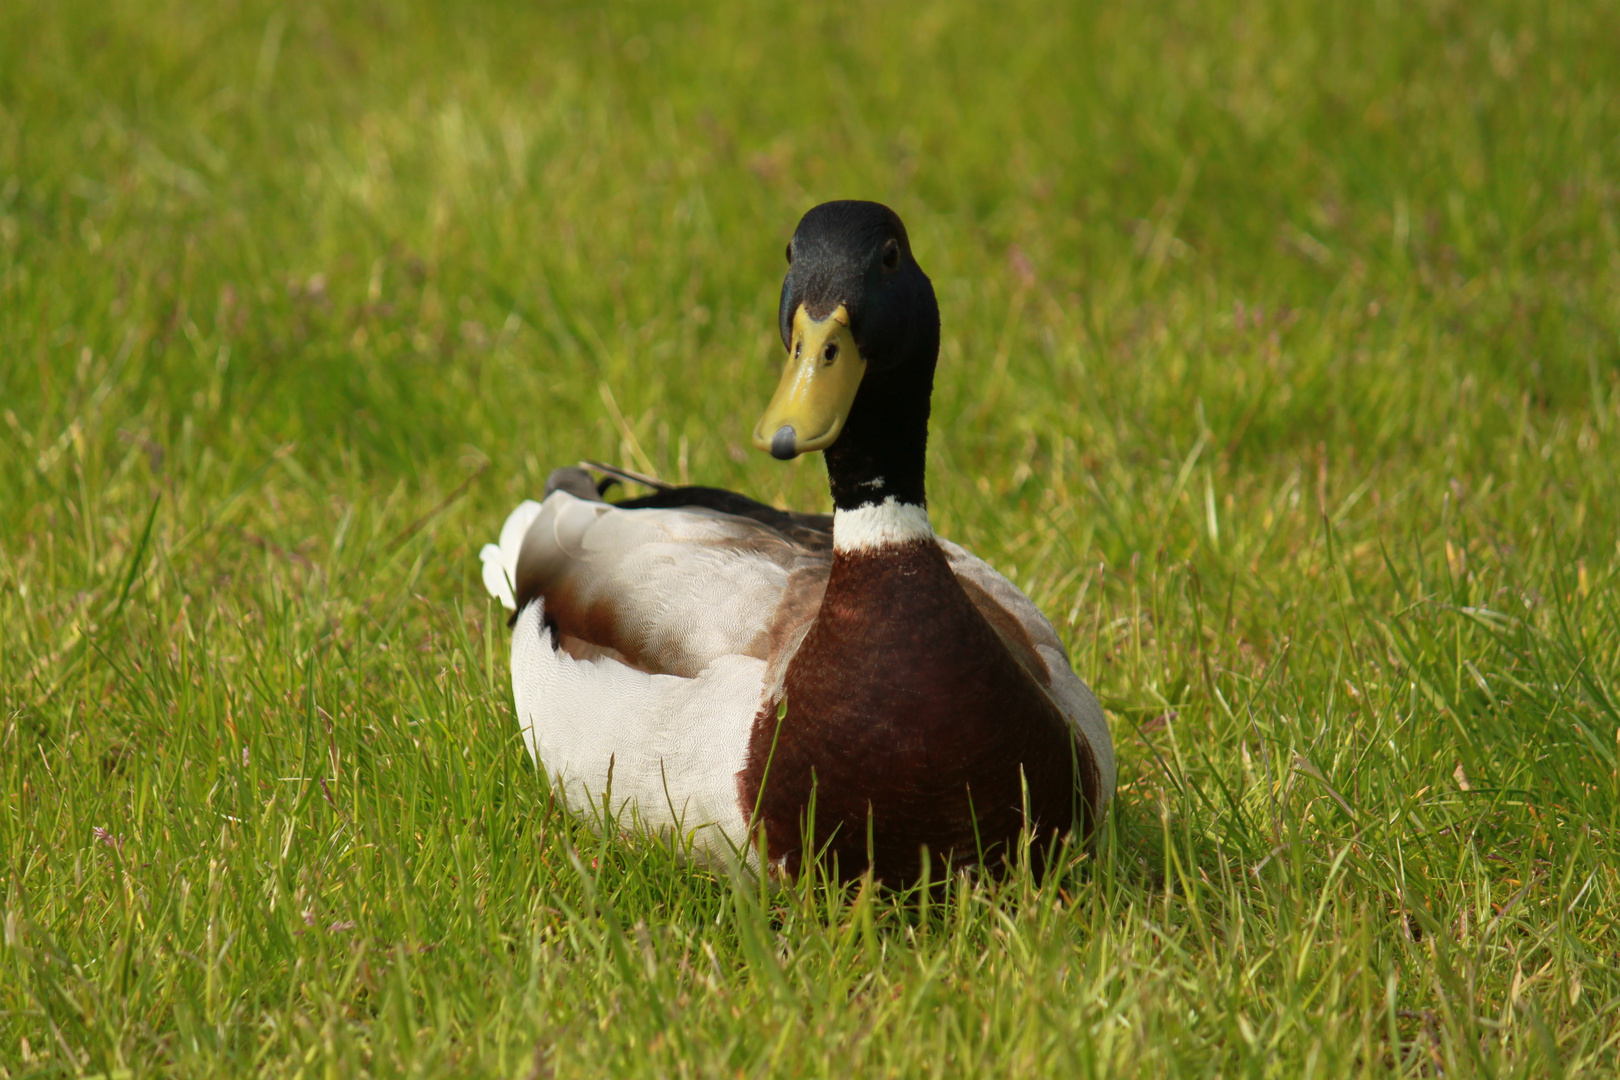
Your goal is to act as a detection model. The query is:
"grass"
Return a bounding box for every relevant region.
[3,0,1619,1074]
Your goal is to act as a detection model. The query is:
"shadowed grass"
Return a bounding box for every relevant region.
[3,0,1619,1075]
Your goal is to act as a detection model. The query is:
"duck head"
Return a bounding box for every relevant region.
[752,200,940,512]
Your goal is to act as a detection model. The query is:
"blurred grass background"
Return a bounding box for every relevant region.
[3,0,1619,1075]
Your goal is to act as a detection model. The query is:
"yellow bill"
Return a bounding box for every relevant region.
[753,303,865,460]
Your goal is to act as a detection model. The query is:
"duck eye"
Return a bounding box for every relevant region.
[881,238,900,271]
[785,242,793,265]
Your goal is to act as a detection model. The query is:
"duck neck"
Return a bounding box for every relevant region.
[826,366,933,554]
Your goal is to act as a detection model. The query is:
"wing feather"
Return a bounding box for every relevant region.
[509,491,829,679]
[939,537,1117,803]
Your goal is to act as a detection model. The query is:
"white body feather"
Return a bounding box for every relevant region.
[508,602,759,859]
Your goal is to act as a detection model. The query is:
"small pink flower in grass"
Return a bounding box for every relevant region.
[296,910,356,934]
[92,826,123,851]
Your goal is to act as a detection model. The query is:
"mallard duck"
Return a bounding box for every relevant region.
[481,200,1114,883]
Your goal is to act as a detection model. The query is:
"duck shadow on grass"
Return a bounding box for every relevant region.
[526,769,1237,944]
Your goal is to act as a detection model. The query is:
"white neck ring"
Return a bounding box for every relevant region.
[832,497,932,553]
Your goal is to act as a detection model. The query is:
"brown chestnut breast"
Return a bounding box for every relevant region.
[737,538,1088,884]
